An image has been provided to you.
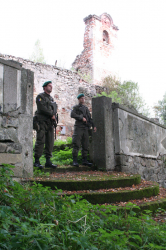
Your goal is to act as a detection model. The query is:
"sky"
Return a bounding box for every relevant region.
[1,0,166,115]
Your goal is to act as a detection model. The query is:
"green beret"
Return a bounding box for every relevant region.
[77,93,85,99]
[42,81,52,87]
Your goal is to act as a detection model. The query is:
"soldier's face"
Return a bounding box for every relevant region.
[44,83,52,94]
[79,96,85,104]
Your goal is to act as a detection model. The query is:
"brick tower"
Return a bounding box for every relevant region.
[72,13,119,85]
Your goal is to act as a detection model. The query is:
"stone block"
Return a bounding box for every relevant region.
[158,160,163,166]
[150,160,156,167]
[135,156,141,163]
[154,168,159,174]
[12,164,23,177]
[158,173,164,181]
[1,116,19,128]
[120,165,131,173]
[0,143,7,152]
[138,165,145,175]
[115,154,127,167]
[140,158,146,167]
[126,156,133,163]
[150,174,158,182]
[0,153,22,164]
[3,65,21,113]
[92,96,114,170]
[0,127,18,142]
[6,143,22,154]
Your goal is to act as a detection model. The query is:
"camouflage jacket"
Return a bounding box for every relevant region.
[35,92,54,121]
[71,104,94,128]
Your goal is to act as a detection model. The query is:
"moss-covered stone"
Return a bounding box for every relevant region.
[105,198,166,214]
[80,183,159,204]
[28,174,141,191]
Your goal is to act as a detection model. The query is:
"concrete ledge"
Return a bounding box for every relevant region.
[0,153,22,164]
[112,102,166,129]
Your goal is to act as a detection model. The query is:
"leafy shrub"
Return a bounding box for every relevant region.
[0,165,166,249]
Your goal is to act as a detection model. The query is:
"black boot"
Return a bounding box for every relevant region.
[73,156,79,167]
[34,158,44,169]
[45,158,57,169]
[82,157,92,167]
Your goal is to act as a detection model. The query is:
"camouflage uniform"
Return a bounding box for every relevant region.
[71,104,94,161]
[34,92,54,159]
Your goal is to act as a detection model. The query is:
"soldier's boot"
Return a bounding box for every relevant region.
[82,157,92,167]
[45,158,57,169]
[34,158,44,169]
[73,156,79,167]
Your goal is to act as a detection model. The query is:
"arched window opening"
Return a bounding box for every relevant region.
[103,30,109,44]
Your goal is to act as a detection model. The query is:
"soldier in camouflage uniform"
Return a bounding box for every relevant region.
[71,93,97,167]
[34,81,57,169]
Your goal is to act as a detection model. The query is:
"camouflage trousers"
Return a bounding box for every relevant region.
[34,121,54,159]
[72,126,89,159]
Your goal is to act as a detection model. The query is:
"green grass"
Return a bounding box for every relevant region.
[1,164,166,250]
[33,137,84,166]
[38,147,82,166]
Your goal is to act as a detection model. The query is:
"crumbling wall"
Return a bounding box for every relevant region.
[0,54,98,138]
[72,13,118,85]
[0,58,34,177]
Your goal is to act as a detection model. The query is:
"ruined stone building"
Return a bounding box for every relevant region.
[0,13,116,137]
[72,13,118,85]
[1,13,166,187]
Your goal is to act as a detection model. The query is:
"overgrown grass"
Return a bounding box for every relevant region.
[1,165,166,249]
[33,137,72,148]
[39,147,82,166]
[33,138,83,166]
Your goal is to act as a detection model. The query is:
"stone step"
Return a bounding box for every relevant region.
[42,165,97,173]
[63,183,159,204]
[26,173,141,191]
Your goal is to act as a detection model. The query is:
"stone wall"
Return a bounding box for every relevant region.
[113,103,166,187]
[92,97,166,187]
[113,103,166,158]
[0,53,99,138]
[115,154,166,188]
[92,96,114,170]
[0,58,34,177]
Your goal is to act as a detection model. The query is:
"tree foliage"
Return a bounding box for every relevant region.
[29,39,46,64]
[153,92,166,126]
[99,75,150,117]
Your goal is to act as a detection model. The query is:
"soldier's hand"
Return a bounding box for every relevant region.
[52,115,56,120]
[93,127,97,132]
[83,117,87,123]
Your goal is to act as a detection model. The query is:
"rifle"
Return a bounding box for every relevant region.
[50,102,58,139]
